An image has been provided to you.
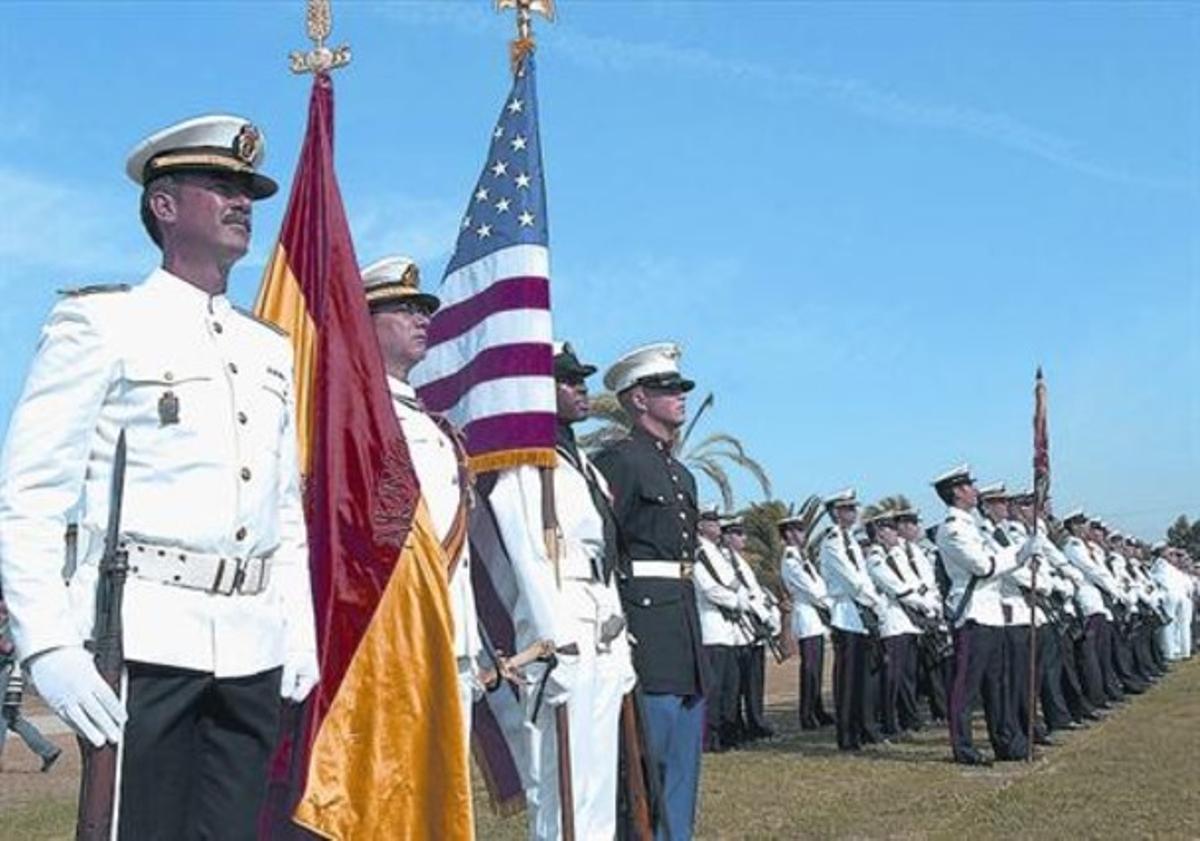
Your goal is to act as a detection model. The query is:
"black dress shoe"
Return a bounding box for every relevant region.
[954,751,993,767]
[1035,734,1056,747]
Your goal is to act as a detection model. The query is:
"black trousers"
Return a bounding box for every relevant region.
[1004,625,1046,743]
[703,645,740,749]
[948,623,1026,761]
[1111,622,1143,690]
[1037,626,1072,730]
[737,645,770,735]
[1096,618,1124,701]
[896,634,921,730]
[1084,614,1118,705]
[1133,625,1158,680]
[1059,629,1092,719]
[832,631,872,750]
[118,663,282,841]
[917,644,951,721]
[1036,628,1070,729]
[880,635,917,734]
[797,635,830,728]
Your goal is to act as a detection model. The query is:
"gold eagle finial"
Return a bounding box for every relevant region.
[495,0,556,74]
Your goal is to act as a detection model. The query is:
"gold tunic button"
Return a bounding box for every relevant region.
[240,467,252,481]
[237,411,248,424]
[213,322,223,334]
[164,371,174,382]
[236,527,247,541]
[228,362,239,374]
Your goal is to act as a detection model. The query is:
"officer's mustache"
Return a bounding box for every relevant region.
[223,212,251,232]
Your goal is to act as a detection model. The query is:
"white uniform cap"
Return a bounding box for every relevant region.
[931,463,973,488]
[361,255,440,314]
[603,342,695,394]
[977,482,1007,501]
[823,488,857,508]
[126,114,276,199]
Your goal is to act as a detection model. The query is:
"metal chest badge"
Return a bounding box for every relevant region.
[158,391,180,426]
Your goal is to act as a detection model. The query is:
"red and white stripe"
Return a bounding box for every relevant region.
[413,244,555,464]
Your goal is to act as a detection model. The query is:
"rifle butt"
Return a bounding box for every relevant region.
[620,694,654,839]
[75,740,119,841]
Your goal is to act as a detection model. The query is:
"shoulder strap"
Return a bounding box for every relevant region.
[697,546,736,591]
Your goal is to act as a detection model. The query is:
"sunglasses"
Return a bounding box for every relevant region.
[643,383,688,396]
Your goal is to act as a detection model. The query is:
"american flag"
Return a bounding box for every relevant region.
[413,55,555,473]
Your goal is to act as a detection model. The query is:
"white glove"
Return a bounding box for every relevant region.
[280,650,320,703]
[736,589,752,612]
[27,646,126,747]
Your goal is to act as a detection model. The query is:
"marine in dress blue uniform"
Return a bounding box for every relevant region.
[593,343,706,841]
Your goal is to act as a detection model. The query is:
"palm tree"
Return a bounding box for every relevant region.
[577,390,772,510]
[739,499,792,591]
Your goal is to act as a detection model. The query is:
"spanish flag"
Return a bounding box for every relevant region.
[254,72,473,840]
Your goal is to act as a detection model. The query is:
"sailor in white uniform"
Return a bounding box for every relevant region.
[365,255,483,754]
[817,489,885,751]
[486,341,636,840]
[694,507,744,751]
[778,514,834,730]
[0,115,318,839]
[932,465,1030,765]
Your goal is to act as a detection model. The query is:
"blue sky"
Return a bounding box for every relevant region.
[1,1,1197,539]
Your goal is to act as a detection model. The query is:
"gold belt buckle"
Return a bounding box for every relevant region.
[680,561,694,580]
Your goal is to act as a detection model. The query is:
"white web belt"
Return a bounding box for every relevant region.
[122,538,272,596]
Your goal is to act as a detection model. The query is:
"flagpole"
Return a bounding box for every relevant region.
[1028,367,1048,762]
[1027,505,1040,762]
[493,2,574,835]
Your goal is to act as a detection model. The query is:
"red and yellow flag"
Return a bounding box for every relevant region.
[1033,367,1050,512]
[254,72,472,840]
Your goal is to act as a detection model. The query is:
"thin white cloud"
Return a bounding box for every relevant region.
[348,193,462,277]
[0,166,153,280]
[371,3,1184,191]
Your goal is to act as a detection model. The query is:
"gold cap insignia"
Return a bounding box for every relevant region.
[233,124,262,164]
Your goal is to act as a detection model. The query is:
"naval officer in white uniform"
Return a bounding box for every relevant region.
[364,255,484,756]
[0,115,318,839]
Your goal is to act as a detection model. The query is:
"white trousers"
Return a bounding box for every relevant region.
[459,666,478,760]
[1170,596,1193,659]
[526,649,628,841]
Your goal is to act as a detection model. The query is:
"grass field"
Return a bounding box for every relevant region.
[4,657,1198,839]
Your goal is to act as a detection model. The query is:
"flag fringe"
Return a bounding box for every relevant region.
[469,448,557,475]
